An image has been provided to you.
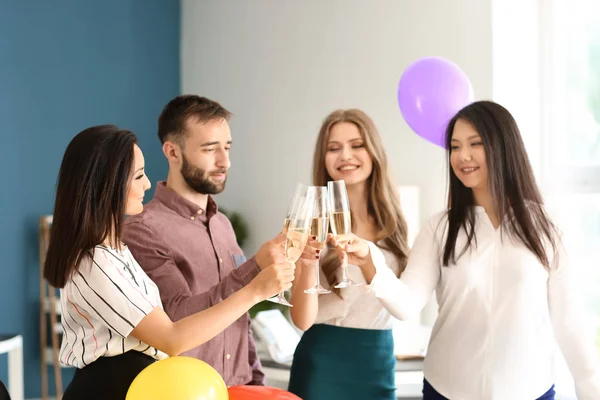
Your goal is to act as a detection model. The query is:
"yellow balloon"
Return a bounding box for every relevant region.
[126,356,229,400]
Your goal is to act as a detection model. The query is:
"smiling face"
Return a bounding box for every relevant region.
[449,118,489,192]
[125,144,152,215]
[324,122,374,188]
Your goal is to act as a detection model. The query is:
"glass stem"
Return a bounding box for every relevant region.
[341,256,349,282]
[314,259,321,286]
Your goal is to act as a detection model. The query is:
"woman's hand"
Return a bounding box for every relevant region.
[330,233,376,282]
[330,233,370,266]
[298,234,326,264]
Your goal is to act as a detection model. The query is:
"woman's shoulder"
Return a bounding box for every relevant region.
[427,209,449,223]
[70,245,141,286]
[424,209,450,233]
[94,244,127,260]
[76,245,128,274]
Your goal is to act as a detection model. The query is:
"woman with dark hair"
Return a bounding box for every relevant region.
[44,125,294,400]
[341,101,600,399]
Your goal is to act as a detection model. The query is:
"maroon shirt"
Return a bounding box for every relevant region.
[123,181,264,386]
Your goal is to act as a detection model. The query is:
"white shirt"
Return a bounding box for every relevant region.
[59,245,168,368]
[367,207,600,400]
[315,244,401,330]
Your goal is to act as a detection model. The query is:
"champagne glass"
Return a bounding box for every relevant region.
[327,180,360,288]
[268,185,314,306]
[304,186,331,294]
[282,183,309,233]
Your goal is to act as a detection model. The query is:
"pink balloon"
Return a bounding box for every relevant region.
[228,385,302,400]
[398,57,474,148]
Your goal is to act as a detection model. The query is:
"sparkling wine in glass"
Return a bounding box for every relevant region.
[282,183,309,233]
[267,185,314,306]
[304,186,331,294]
[327,180,360,288]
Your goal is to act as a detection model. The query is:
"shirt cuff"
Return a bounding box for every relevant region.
[237,256,261,285]
[363,241,388,294]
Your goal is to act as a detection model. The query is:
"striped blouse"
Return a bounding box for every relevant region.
[59,245,168,368]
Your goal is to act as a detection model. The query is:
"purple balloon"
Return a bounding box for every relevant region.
[398,57,474,148]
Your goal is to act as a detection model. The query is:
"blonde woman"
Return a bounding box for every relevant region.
[288,109,409,400]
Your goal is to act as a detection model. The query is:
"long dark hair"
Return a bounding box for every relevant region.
[44,125,138,288]
[443,101,557,268]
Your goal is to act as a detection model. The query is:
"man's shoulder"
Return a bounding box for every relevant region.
[122,199,179,252]
[124,198,175,231]
[213,210,237,233]
[213,210,231,223]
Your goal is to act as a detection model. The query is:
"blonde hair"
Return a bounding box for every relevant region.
[313,109,409,288]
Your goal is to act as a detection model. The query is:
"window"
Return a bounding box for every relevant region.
[543,0,600,190]
[542,0,600,333]
[541,0,600,397]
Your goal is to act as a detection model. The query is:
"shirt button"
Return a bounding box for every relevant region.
[226,354,231,360]
[197,209,203,215]
[190,216,195,221]
[219,257,223,264]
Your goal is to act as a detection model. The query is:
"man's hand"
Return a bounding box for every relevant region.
[255,233,287,270]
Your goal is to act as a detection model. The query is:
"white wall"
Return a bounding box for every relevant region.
[182,0,493,255]
[179,3,582,396]
[492,0,543,176]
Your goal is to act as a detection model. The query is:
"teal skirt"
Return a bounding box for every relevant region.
[288,324,396,400]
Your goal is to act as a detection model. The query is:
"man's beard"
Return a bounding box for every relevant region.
[181,154,227,195]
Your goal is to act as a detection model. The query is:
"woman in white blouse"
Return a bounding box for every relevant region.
[287,109,410,400]
[43,125,295,400]
[342,101,600,400]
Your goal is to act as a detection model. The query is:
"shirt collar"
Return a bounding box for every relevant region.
[154,181,219,220]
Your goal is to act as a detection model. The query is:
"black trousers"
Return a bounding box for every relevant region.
[0,380,10,400]
[63,351,155,400]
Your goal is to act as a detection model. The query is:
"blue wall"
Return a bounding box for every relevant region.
[0,1,179,397]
